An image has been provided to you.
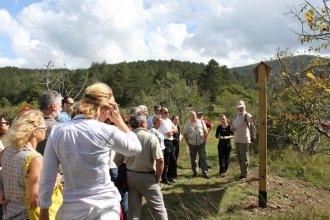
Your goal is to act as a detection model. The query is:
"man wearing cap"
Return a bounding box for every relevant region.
[230,100,255,179]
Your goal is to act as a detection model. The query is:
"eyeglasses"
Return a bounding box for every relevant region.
[36,125,48,130]
[67,103,75,106]
[1,122,9,125]
[163,112,168,114]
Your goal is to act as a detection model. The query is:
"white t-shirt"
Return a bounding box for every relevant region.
[0,140,5,151]
[232,112,253,144]
[159,118,175,140]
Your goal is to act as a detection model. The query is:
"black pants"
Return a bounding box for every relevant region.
[162,140,177,181]
[218,143,232,174]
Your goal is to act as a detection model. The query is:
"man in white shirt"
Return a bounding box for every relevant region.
[147,105,161,129]
[159,107,178,185]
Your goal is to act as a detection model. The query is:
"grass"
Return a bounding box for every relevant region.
[137,119,330,219]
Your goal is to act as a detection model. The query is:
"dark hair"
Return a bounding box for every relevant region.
[62,96,72,106]
[154,105,161,111]
[171,115,178,121]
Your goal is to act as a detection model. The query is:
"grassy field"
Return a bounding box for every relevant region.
[138,120,330,220]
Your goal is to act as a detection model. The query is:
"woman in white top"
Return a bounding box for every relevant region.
[39,82,142,220]
[149,115,165,152]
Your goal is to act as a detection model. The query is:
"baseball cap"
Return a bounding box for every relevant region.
[236,100,245,108]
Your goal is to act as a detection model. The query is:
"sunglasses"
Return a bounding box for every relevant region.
[67,103,75,106]
[1,122,9,125]
[36,125,48,130]
[163,112,168,114]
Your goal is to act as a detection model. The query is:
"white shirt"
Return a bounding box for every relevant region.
[159,118,175,140]
[38,114,142,209]
[147,114,156,129]
[149,128,165,150]
[0,140,4,151]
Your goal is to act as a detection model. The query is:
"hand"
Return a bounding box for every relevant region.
[166,131,173,137]
[230,126,235,132]
[107,102,121,123]
[0,199,10,213]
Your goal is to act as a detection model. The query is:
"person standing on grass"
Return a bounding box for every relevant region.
[114,107,167,220]
[215,114,234,177]
[159,107,177,185]
[171,115,181,177]
[230,100,255,180]
[197,112,213,169]
[183,111,210,179]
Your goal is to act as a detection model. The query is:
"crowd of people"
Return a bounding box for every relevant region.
[0,81,255,220]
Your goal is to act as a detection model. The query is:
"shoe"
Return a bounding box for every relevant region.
[169,179,176,183]
[192,173,198,177]
[207,165,212,169]
[161,180,172,185]
[203,174,211,179]
[220,173,226,177]
[238,175,247,180]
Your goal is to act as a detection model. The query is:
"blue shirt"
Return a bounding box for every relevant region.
[57,112,71,123]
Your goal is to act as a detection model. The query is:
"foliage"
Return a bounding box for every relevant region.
[286,0,330,52]
[266,49,330,154]
[155,72,205,123]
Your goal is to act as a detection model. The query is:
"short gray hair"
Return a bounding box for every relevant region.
[39,90,62,111]
[130,107,146,129]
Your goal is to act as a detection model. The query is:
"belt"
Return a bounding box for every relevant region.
[127,169,155,174]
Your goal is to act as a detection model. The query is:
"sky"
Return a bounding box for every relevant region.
[0,0,325,69]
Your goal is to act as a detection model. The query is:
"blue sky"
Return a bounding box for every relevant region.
[0,0,325,69]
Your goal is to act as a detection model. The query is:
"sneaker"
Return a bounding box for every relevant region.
[238,175,247,180]
[207,165,212,169]
[220,173,226,177]
[170,179,176,183]
[192,173,198,177]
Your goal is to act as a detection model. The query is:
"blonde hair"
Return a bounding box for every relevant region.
[79,82,114,119]
[7,110,44,149]
[152,115,162,125]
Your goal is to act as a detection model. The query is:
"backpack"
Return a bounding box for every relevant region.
[234,113,257,142]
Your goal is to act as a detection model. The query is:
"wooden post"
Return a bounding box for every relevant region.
[253,62,271,208]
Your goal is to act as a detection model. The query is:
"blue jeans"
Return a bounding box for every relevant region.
[110,168,128,220]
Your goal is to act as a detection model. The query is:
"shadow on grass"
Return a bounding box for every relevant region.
[138,175,236,220]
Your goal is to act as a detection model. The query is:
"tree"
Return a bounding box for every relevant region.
[155,72,205,123]
[200,59,231,103]
[286,0,330,52]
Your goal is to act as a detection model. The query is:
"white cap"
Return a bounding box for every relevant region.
[236,100,245,108]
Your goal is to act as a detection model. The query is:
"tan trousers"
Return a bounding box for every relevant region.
[127,171,168,220]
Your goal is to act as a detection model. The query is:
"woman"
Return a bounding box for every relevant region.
[149,116,165,153]
[38,82,142,220]
[171,115,180,163]
[0,110,50,219]
[215,114,234,177]
[0,112,9,151]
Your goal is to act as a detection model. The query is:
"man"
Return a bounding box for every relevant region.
[36,90,62,155]
[57,96,75,123]
[230,100,255,180]
[147,105,161,129]
[159,107,177,185]
[197,112,213,169]
[114,107,167,220]
[183,111,210,179]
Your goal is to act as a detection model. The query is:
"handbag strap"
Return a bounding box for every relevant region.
[24,151,41,201]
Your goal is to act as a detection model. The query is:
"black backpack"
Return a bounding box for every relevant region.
[234,113,257,142]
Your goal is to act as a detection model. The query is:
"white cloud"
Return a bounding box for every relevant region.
[0,0,325,68]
